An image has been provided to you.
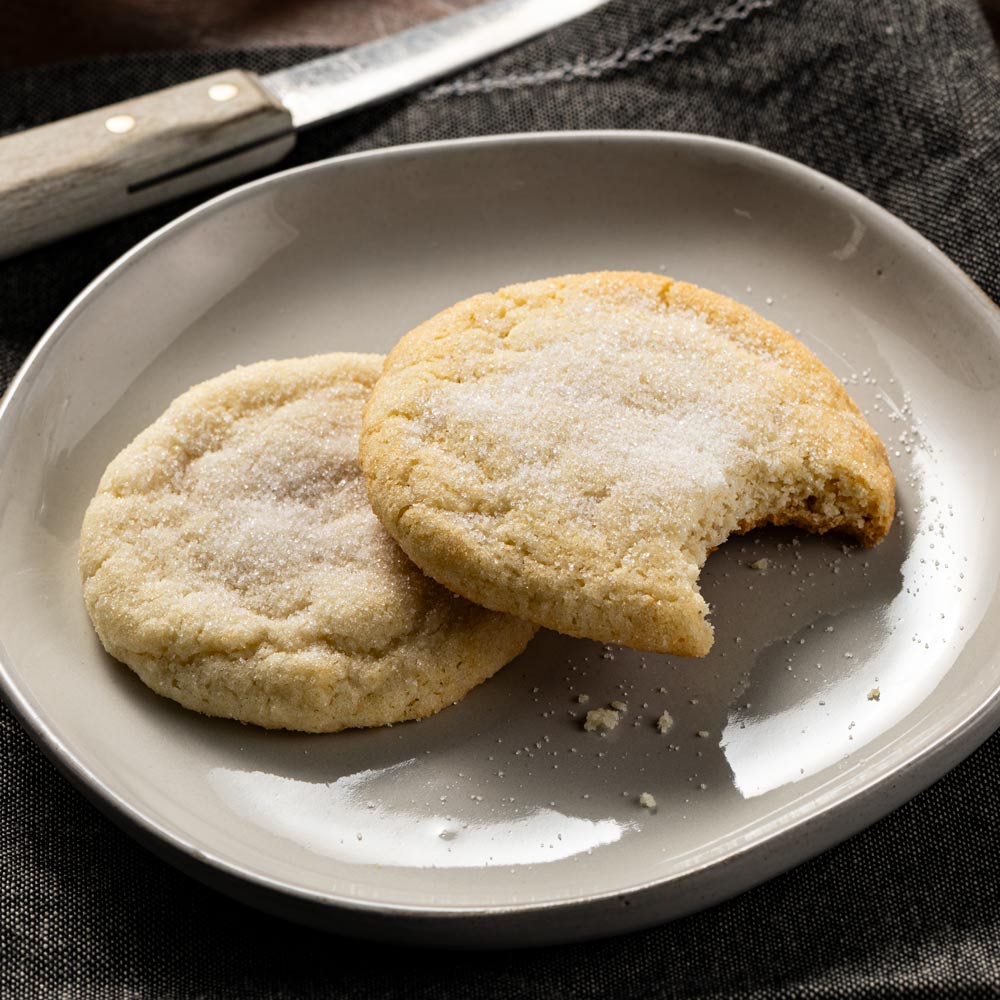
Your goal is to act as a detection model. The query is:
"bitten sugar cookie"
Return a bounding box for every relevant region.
[359,272,895,656]
[79,354,535,731]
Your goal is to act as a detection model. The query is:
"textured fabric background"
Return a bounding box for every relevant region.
[2,1,1000,996]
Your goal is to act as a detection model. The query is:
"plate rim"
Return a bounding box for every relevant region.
[3,129,1000,942]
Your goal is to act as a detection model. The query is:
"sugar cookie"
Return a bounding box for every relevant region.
[80,354,536,730]
[359,272,895,656]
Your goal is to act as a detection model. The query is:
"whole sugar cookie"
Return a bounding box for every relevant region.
[359,272,895,657]
[79,354,536,732]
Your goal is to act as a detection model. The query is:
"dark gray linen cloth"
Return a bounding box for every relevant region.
[2,1,1000,996]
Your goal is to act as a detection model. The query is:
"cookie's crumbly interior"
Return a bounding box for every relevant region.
[79,354,535,731]
[360,272,896,656]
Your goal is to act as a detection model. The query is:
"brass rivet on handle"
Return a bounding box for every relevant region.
[105,114,136,134]
[208,83,239,102]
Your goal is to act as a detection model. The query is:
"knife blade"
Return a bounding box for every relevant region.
[0,0,606,260]
[263,0,607,130]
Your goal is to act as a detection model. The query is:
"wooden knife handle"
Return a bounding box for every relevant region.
[0,70,295,260]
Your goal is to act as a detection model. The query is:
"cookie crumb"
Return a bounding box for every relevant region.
[639,792,657,809]
[867,687,881,701]
[748,558,770,572]
[656,711,674,735]
[696,729,710,739]
[610,700,628,712]
[576,693,590,705]
[584,708,620,732]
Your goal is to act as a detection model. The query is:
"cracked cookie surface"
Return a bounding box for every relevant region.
[79,354,536,731]
[359,272,895,656]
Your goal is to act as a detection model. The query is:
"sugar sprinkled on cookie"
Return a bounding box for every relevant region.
[79,354,536,732]
[359,272,895,656]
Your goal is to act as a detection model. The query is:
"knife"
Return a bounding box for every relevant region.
[0,0,606,260]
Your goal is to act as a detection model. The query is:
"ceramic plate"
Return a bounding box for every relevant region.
[2,133,1000,947]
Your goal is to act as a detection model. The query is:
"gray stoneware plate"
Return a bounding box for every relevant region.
[2,132,1000,948]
